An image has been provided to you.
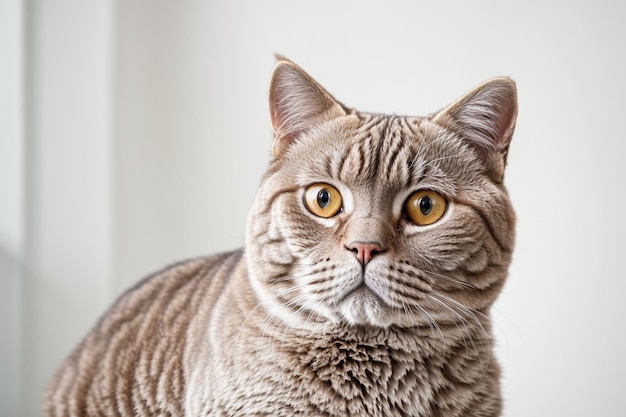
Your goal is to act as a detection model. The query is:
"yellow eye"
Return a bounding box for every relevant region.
[405,190,447,226]
[303,183,342,218]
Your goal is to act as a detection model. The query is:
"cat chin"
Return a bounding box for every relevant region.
[337,287,396,327]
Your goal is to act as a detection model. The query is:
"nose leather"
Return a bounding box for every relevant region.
[347,241,383,266]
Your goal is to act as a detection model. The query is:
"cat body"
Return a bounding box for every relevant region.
[45,57,517,417]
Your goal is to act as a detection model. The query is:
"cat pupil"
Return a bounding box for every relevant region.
[317,189,331,208]
[420,197,433,215]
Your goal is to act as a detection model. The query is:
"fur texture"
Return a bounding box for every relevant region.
[45,57,517,417]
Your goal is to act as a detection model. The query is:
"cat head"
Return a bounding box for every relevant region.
[246,56,517,329]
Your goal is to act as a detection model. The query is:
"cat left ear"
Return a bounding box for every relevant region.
[432,78,518,180]
[269,55,348,158]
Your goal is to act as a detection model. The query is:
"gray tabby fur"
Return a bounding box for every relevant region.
[45,56,517,417]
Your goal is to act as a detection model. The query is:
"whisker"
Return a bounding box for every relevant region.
[273,281,310,297]
[420,153,465,169]
[412,132,451,161]
[236,301,266,346]
[411,301,446,348]
[434,292,489,326]
[427,292,495,376]
[422,269,477,289]
[427,293,478,360]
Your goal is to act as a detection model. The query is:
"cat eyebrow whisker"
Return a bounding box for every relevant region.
[412,132,450,161]
[409,133,460,172]
[420,153,465,169]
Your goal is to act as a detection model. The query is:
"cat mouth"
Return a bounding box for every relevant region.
[340,263,399,302]
[352,280,387,298]
[339,269,393,307]
[341,284,384,304]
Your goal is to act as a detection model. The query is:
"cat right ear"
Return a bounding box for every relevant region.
[432,77,518,181]
[269,56,348,158]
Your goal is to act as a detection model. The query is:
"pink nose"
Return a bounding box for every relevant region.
[347,241,383,266]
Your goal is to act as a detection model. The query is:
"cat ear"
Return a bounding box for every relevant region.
[432,78,518,180]
[269,55,348,158]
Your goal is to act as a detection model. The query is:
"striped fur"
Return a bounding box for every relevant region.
[45,57,517,416]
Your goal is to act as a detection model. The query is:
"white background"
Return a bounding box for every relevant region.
[2,1,625,416]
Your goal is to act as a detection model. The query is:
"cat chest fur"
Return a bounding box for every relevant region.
[287,337,443,416]
[196,312,495,417]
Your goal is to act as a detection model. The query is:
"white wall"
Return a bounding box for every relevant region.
[0,1,24,415]
[4,1,625,415]
[15,1,115,416]
[113,2,268,291]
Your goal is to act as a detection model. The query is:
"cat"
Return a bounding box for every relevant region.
[45,55,517,417]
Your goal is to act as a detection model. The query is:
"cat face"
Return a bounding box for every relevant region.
[246,57,516,329]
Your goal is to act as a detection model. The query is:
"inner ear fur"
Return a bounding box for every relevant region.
[268,56,348,158]
[432,77,518,180]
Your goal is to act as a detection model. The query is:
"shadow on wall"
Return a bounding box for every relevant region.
[0,242,112,417]
[0,245,21,416]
